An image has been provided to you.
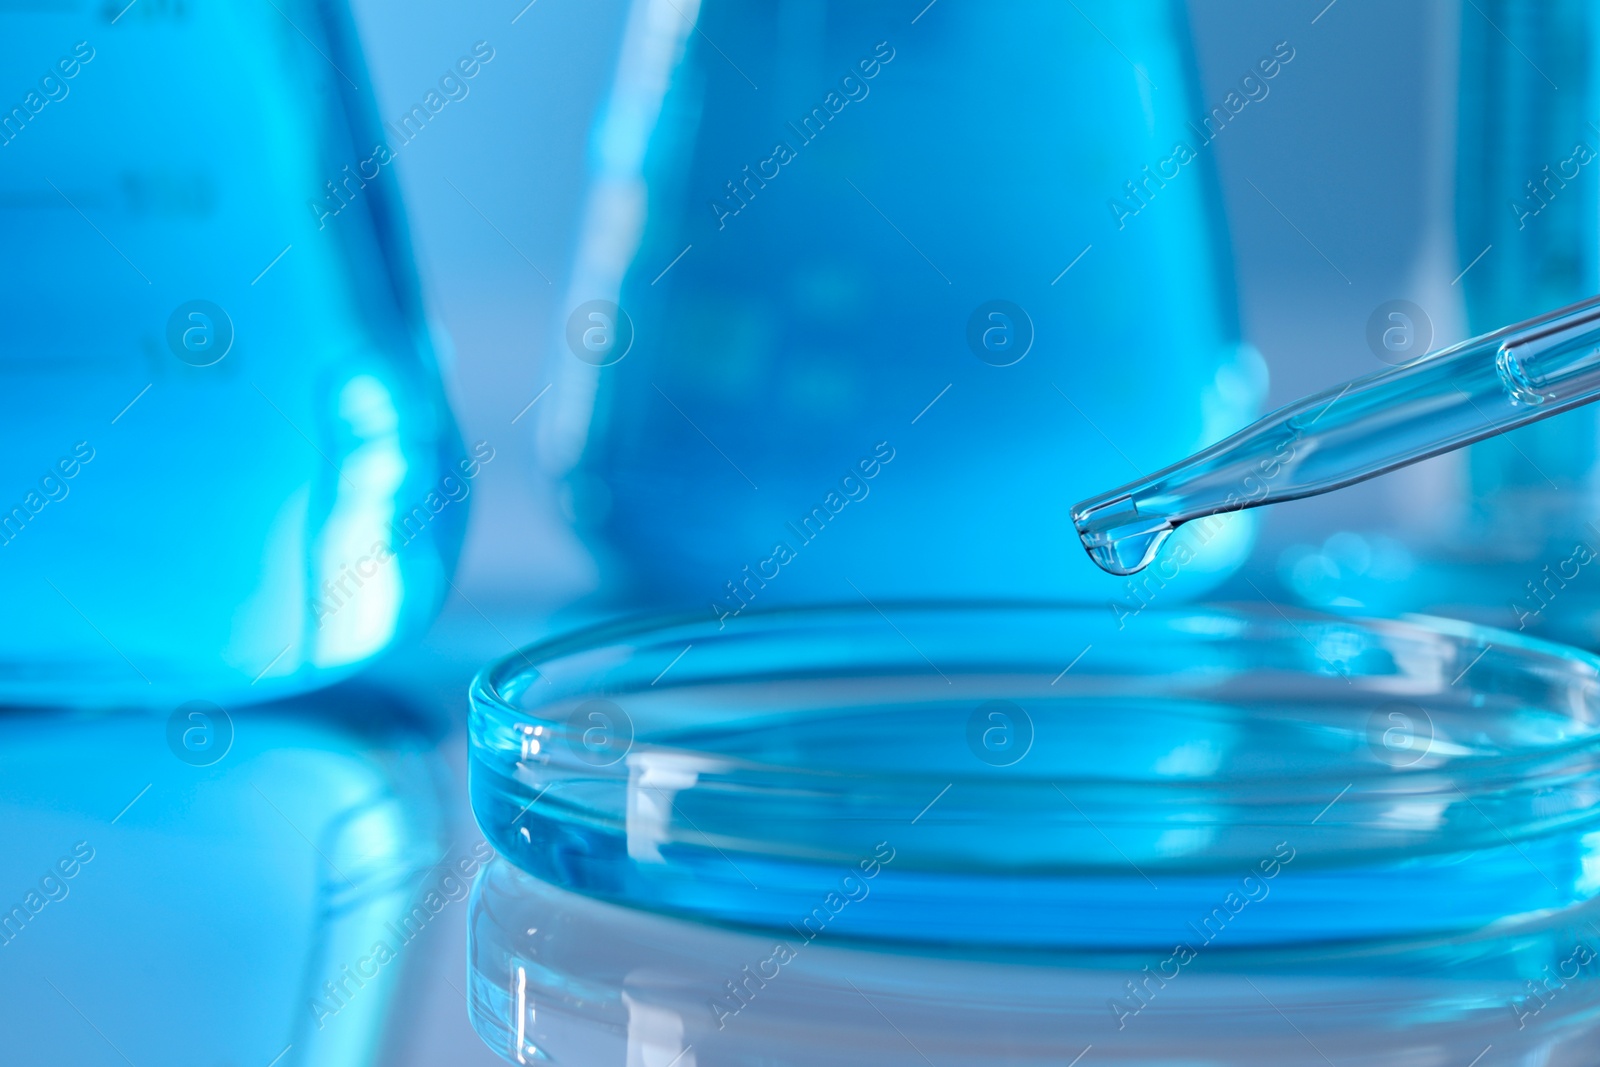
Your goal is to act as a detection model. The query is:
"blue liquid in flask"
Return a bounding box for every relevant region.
[538,0,1267,611]
[0,3,465,705]
[1282,2,1600,642]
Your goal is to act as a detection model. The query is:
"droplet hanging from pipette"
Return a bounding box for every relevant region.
[1074,496,1177,576]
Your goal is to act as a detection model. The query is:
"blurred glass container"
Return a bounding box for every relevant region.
[1288,1,1600,645]
[1454,0,1599,557]
[538,0,1267,614]
[0,1,467,706]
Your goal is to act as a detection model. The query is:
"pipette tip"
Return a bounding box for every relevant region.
[1072,494,1175,576]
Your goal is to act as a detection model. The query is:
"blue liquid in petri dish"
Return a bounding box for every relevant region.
[471,604,1600,951]
[541,0,1267,610]
[0,3,465,706]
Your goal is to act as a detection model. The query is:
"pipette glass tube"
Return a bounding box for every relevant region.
[1074,293,1600,575]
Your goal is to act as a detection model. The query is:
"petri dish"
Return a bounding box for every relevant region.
[468,603,1600,950]
[467,857,1600,1066]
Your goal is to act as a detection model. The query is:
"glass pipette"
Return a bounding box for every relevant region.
[1073,293,1600,576]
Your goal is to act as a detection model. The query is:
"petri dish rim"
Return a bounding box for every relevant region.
[470,599,1600,789]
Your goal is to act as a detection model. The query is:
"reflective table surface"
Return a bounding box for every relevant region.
[9,604,1600,1066]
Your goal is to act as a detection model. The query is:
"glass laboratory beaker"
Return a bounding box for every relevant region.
[538,0,1267,615]
[0,2,466,706]
[1285,1,1600,645]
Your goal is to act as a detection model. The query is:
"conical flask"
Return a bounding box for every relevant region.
[538,0,1269,617]
[1282,1,1600,644]
[0,1,470,705]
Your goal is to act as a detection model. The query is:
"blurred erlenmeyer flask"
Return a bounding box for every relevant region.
[1286,1,1600,645]
[0,1,467,705]
[539,0,1267,614]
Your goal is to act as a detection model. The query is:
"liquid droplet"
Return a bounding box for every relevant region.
[1495,344,1548,407]
[1083,524,1174,576]
[1073,496,1176,576]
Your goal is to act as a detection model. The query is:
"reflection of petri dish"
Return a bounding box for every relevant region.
[469,604,1600,950]
[468,857,1600,1066]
